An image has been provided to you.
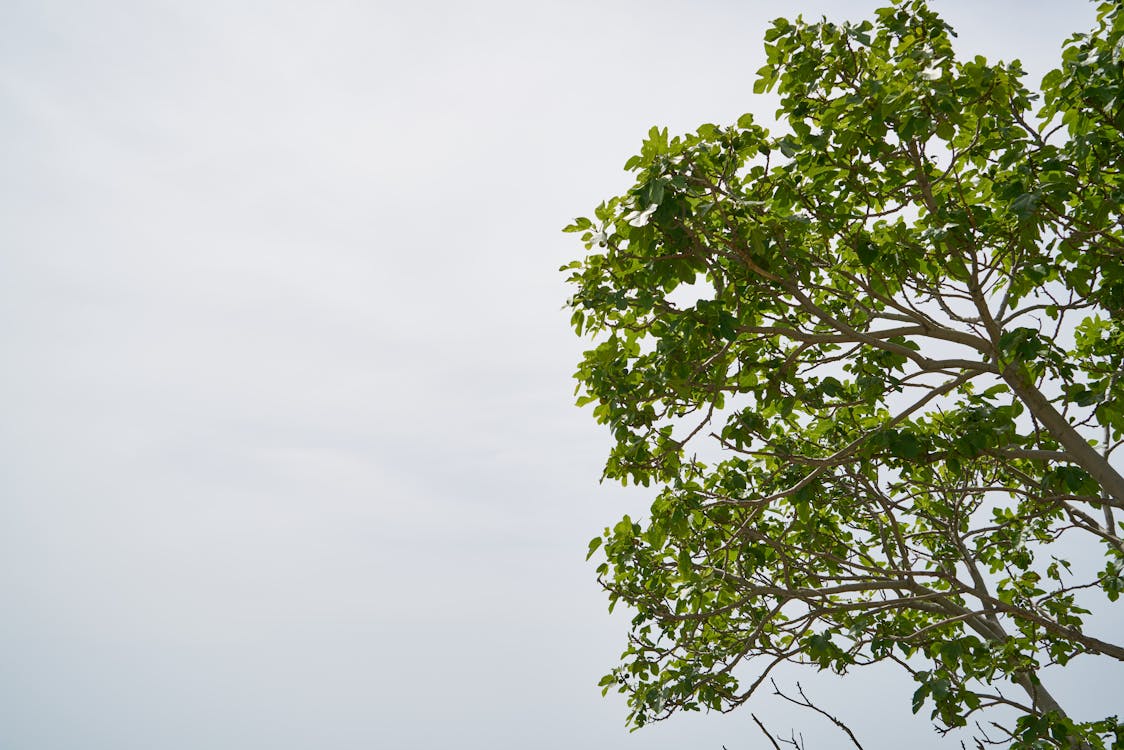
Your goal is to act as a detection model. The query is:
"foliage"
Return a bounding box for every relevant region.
[563,1,1124,747]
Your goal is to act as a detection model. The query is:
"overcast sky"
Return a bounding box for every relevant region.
[0,1,1111,748]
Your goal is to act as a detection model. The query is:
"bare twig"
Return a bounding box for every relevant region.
[751,714,783,750]
[770,680,866,750]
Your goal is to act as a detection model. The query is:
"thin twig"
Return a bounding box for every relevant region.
[751,714,783,750]
[771,680,866,750]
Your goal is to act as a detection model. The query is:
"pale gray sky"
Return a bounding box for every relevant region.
[0,1,1109,748]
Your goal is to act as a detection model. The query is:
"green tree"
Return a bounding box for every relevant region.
[563,1,1124,747]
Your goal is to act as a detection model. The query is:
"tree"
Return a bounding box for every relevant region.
[562,1,1124,747]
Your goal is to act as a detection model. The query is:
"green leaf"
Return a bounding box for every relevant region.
[855,239,879,265]
[912,683,929,714]
[888,430,923,459]
[1011,191,1042,220]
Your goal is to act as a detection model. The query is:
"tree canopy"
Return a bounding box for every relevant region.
[563,1,1124,747]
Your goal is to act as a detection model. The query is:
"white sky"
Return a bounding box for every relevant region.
[0,1,1109,748]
